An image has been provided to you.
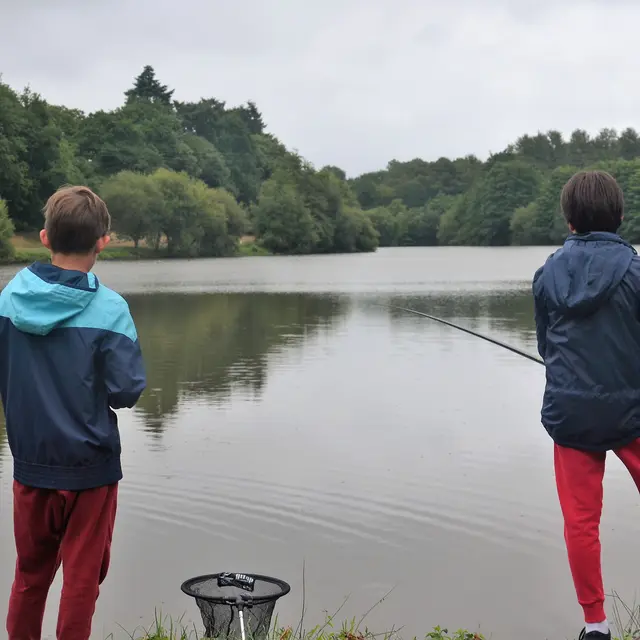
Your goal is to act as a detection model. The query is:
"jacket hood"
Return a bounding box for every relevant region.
[538,232,636,318]
[0,263,99,336]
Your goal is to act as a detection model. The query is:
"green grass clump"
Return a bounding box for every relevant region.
[1,246,158,265]
[114,606,640,640]
[11,247,50,263]
[237,241,270,257]
[113,612,485,640]
[0,240,269,265]
[99,246,160,261]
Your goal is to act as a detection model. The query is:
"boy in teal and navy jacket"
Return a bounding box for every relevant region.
[0,186,146,640]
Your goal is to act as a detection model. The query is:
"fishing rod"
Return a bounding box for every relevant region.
[391,305,544,366]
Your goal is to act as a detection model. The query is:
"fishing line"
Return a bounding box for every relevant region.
[390,305,544,366]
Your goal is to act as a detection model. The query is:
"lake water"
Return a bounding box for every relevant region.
[1,247,640,640]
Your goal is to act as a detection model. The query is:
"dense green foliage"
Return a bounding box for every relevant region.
[352,130,640,246]
[0,67,378,257]
[4,65,640,251]
[0,199,14,260]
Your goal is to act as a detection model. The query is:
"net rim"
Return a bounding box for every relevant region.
[181,573,291,604]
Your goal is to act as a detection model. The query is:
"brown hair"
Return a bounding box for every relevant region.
[560,170,624,234]
[43,186,111,254]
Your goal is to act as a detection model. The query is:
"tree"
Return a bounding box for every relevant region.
[366,199,408,247]
[618,162,640,242]
[148,168,207,256]
[567,129,592,167]
[510,203,539,245]
[126,101,199,175]
[77,109,164,176]
[175,98,226,140]
[100,171,165,249]
[593,128,619,162]
[188,180,233,257]
[175,99,262,204]
[18,89,71,227]
[350,172,388,209]
[526,166,578,244]
[235,101,265,135]
[333,206,379,252]
[125,65,174,106]
[48,138,93,189]
[48,105,85,138]
[199,187,249,255]
[254,174,318,254]
[215,112,262,204]
[182,134,233,191]
[618,128,640,161]
[454,161,541,245]
[0,199,15,261]
[322,165,347,181]
[402,194,457,246]
[0,82,33,229]
[437,195,466,246]
[253,133,299,183]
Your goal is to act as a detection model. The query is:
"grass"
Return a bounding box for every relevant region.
[112,618,640,640]
[237,241,270,257]
[6,245,158,265]
[115,592,640,640]
[110,586,483,640]
[112,614,483,640]
[0,235,271,265]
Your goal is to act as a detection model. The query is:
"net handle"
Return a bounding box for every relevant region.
[238,602,247,640]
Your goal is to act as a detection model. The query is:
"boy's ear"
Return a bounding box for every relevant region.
[39,229,51,250]
[95,234,111,255]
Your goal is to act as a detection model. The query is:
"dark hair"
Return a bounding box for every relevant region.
[560,170,624,234]
[43,186,111,254]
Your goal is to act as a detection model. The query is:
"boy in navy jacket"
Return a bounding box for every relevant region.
[0,186,146,640]
[534,171,640,640]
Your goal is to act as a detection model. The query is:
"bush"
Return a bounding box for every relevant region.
[101,171,165,249]
[0,199,15,261]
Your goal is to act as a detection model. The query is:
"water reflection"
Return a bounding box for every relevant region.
[128,289,538,437]
[389,289,536,337]
[0,288,537,470]
[355,289,538,357]
[130,293,350,435]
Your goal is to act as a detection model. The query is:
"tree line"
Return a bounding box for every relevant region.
[0,66,377,259]
[3,65,640,258]
[351,129,640,246]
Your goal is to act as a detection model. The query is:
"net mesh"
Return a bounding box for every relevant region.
[196,598,276,640]
[182,574,290,640]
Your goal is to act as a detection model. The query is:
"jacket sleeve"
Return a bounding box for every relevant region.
[101,303,147,409]
[532,266,548,361]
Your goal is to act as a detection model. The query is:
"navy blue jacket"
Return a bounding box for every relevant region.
[0,263,146,490]
[533,232,640,451]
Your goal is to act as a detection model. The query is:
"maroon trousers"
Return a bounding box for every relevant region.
[555,438,640,623]
[6,481,118,640]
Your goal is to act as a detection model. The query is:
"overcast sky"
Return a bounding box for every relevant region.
[2,0,639,176]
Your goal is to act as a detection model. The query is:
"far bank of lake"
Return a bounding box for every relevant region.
[2,234,270,265]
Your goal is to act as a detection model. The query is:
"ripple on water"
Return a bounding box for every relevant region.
[120,440,562,559]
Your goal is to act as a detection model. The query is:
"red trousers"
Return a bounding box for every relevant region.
[555,438,640,623]
[6,481,118,640]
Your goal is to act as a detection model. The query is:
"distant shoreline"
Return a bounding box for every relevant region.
[1,235,270,266]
